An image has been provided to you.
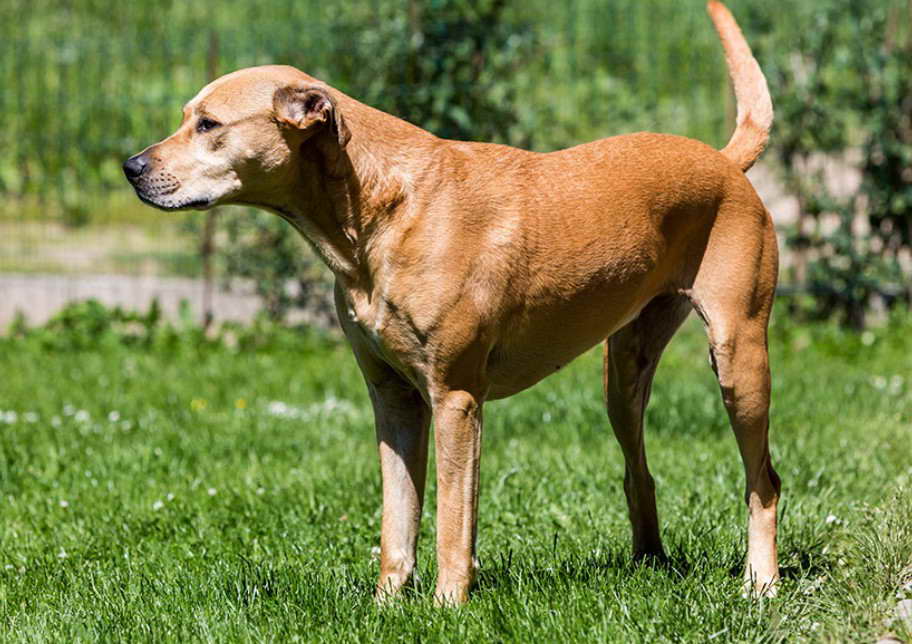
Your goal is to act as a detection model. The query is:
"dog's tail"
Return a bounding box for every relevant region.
[707,1,773,172]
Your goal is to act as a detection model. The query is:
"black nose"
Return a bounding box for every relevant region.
[123,154,148,180]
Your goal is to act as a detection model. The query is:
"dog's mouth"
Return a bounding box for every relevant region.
[134,189,213,212]
[128,169,213,211]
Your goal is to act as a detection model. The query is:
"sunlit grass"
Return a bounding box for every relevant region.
[0,314,910,641]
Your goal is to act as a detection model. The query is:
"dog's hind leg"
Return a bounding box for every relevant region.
[603,294,692,561]
[690,207,781,597]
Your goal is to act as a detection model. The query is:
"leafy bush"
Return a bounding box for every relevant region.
[758,0,912,328]
[219,212,335,323]
[6,299,335,354]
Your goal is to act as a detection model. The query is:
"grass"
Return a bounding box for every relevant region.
[0,204,208,277]
[0,212,201,277]
[1,312,911,641]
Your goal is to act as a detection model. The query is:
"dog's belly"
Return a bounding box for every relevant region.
[484,289,650,400]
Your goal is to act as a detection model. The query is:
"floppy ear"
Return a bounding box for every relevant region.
[273,85,350,148]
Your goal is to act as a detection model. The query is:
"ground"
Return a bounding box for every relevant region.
[0,314,910,641]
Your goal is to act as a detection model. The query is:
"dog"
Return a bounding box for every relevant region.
[124,2,780,604]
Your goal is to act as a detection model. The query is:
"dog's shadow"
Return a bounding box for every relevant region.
[473,548,692,594]
[474,543,834,595]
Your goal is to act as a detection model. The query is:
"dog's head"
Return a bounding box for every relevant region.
[123,65,350,211]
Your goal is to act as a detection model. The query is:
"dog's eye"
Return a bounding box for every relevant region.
[196,118,221,133]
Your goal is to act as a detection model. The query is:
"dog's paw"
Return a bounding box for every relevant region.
[742,573,779,599]
[433,583,470,607]
[632,548,670,568]
[374,573,411,605]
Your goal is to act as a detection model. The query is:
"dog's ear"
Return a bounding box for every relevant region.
[273,85,350,148]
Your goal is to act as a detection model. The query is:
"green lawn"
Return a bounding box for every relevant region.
[1,310,910,642]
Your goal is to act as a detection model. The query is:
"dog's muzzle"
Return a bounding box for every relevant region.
[123,152,188,209]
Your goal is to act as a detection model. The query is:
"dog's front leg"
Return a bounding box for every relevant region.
[432,390,484,605]
[369,380,431,602]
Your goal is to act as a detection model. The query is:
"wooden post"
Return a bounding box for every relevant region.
[201,30,220,329]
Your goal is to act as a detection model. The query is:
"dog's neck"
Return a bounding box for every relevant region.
[268,100,437,293]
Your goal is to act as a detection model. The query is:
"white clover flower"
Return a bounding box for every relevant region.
[108,411,121,422]
[59,500,69,508]
[266,399,358,421]
[268,401,291,416]
[166,493,175,501]
[207,488,217,496]
[152,500,164,511]
[74,410,90,423]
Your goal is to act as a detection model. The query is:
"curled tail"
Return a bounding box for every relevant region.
[707,2,773,172]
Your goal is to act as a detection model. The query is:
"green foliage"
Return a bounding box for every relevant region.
[0,311,911,639]
[219,211,334,322]
[758,0,912,328]
[7,297,334,354]
[856,2,912,264]
[333,0,535,144]
[9,298,172,352]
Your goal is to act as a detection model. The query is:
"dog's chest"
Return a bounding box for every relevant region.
[343,290,431,382]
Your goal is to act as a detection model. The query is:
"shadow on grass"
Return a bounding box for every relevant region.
[475,547,695,594]
[476,542,835,596]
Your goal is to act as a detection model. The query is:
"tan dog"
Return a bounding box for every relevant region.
[125,2,780,604]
